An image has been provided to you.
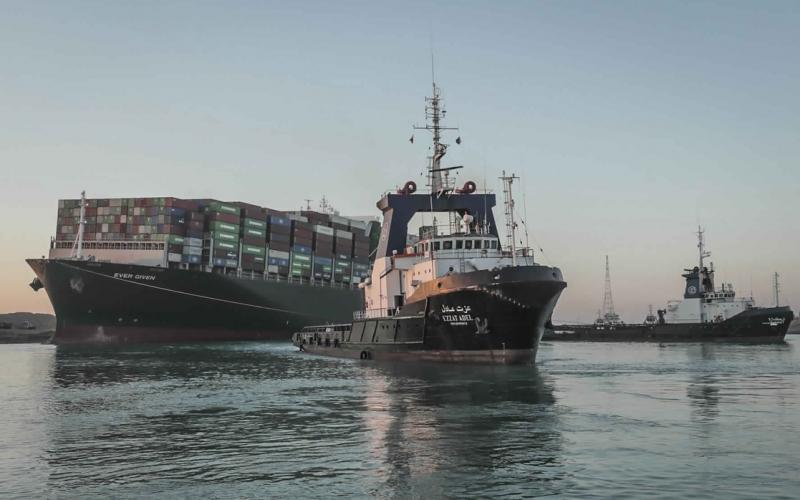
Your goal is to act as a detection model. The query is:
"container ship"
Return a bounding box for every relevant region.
[546,229,794,342]
[292,82,567,364]
[27,196,379,344]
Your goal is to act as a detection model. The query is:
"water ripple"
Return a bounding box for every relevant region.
[0,339,798,498]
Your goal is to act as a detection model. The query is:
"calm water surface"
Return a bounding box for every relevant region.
[1,339,799,498]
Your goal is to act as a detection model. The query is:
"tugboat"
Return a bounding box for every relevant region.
[292,82,567,364]
[547,227,794,342]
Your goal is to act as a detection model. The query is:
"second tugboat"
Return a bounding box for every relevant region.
[547,228,794,342]
[292,82,566,364]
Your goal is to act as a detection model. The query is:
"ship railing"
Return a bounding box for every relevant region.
[233,268,359,289]
[353,308,399,320]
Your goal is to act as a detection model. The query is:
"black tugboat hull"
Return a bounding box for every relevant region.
[27,258,363,344]
[546,306,795,343]
[294,266,566,364]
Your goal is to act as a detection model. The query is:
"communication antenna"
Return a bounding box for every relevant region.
[773,272,781,307]
[601,255,621,324]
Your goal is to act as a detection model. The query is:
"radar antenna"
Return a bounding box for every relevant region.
[413,80,459,194]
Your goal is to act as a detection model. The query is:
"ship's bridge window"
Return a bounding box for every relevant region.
[433,241,440,251]
[491,241,498,249]
[474,240,482,249]
[464,240,473,250]
[443,240,453,250]
[456,240,463,250]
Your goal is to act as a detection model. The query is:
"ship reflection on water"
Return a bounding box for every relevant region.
[359,362,564,496]
[35,343,567,498]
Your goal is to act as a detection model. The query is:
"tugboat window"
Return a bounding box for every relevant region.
[433,242,440,251]
[465,240,473,250]
[491,241,498,249]
[474,240,482,249]
[443,241,453,250]
[456,240,463,250]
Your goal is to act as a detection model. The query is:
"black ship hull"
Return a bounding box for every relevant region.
[27,259,362,344]
[293,266,566,364]
[546,306,794,343]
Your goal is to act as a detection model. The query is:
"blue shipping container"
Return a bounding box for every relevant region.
[269,215,290,226]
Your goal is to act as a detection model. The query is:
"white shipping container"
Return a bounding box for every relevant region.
[313,225,334,236]
[168,252,182,262]
[269,249,290,259]
[267,265,279,273]
[185,246,203,256]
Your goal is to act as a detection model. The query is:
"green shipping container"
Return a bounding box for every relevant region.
[207,201,240,215]
[213,240,239,251]
[210,230,238,242]
[167,234,185,244]
[242,245,265,256]
[210,221,240,233]
[244,218,267,229]
[243,227,266,238]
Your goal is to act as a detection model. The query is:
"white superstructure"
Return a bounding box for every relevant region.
[662,227,754,324]
[361,229,533,317]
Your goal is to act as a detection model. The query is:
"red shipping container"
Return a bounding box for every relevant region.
[241,236,264,246]
[207,211,240,224]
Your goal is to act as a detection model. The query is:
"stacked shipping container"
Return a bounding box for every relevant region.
[54,197,377,284]
[239,202,267,272]
[267,214,291,275]
[204,201,241,268]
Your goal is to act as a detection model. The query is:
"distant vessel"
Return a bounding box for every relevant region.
[292,81,566,364]
[547,228,794,342]
[27,193,379,344]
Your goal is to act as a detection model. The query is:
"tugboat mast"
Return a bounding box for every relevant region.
[697,226,711,323]
[499,172,519,266]
[414,82,459,194]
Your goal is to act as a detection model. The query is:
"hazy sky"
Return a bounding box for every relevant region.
[1,1,798,321]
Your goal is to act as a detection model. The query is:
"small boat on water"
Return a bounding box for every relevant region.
[546,229,793,343]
